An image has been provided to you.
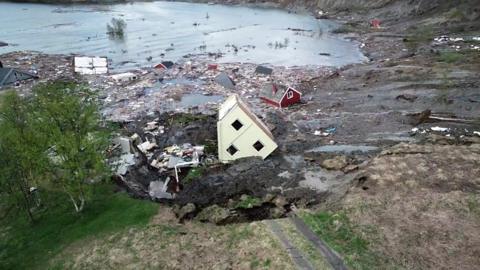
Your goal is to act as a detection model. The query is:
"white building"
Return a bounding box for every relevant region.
[73,56,108,75]
[217,94,278,163]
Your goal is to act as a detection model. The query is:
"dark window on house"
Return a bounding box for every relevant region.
[231,120,243,131]
[227,145,238,156]
[253,141,264,151]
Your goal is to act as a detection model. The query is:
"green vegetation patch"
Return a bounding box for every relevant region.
[280,219,332,269]
[0,186,159,270]
[331,24,356,34]
[235,195,262,209]
[447,8,467,20]
[405,25,436,50]
[183,166,206,185]
[204,139,218,155]
[250,257,273,269]
[227,225,254,248]
[437,51,466,63]
[106,18,126,39]
[301,211,384,270]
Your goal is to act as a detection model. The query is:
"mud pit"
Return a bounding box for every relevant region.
[112,111,350,223]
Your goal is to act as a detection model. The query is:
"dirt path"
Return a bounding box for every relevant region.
[265,219,317,270]
[291,216,348,270]
[266,217,348,270]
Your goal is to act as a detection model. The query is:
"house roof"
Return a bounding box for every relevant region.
[218,94,238,120]
[218,94,274,139]
[0,68,38,87]
[255,65,273,75]
[0,68,12,85]
[215,72,235,89]
[260,83,289,102]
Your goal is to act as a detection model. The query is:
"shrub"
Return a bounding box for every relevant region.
[107,18,126,39]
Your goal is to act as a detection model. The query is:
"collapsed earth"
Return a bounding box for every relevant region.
[1,0,479,269]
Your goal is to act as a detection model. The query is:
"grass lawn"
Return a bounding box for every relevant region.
[0,185,159,270]
[301,211,387,270]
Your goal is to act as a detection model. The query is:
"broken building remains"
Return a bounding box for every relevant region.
[73,56,108,75]
[215,72,236,89]
[0,67,38,88]
[217,94,278,163]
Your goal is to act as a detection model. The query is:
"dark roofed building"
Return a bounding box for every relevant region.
[0,68,38,88]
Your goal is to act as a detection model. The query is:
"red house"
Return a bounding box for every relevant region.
[260,83,302,108]
[371,19,381,29]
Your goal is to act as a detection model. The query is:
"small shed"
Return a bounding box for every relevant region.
[260,83,301,108]
[0,68,38,87]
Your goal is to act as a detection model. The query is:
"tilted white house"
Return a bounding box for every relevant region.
[217,94,278,163]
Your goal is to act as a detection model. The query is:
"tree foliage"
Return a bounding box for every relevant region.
[32,82,111,212]
[0,82,111,219]
[0,92,47,222]
[106,18,126,39]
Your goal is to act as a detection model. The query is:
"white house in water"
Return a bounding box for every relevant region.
[217,94,278,163]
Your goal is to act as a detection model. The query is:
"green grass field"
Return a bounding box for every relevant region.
[0,185,159,270]
[301,211,386,270]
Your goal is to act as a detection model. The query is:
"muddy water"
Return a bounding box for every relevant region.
[0,2,366,70]
[178,93,224,107]
[307,145,380,154]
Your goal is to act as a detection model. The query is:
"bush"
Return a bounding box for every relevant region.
[437,51,465,63]
[107,18,126,39]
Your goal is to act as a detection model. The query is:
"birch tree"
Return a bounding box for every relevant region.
[0,92,47,222]
[32,82,111,213]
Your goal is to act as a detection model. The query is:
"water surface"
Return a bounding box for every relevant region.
[307,145,380,154]
[0,2,366,70]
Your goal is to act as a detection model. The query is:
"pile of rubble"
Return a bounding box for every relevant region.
[433,35,480,51]
[110,112,217,201]
[99,58,332,122]
[410,125,480,145]
[106,110,325,223]
[0,51,333,129]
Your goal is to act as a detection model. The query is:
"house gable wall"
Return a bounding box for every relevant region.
[217,105,277,163]
[279,88,301,108]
